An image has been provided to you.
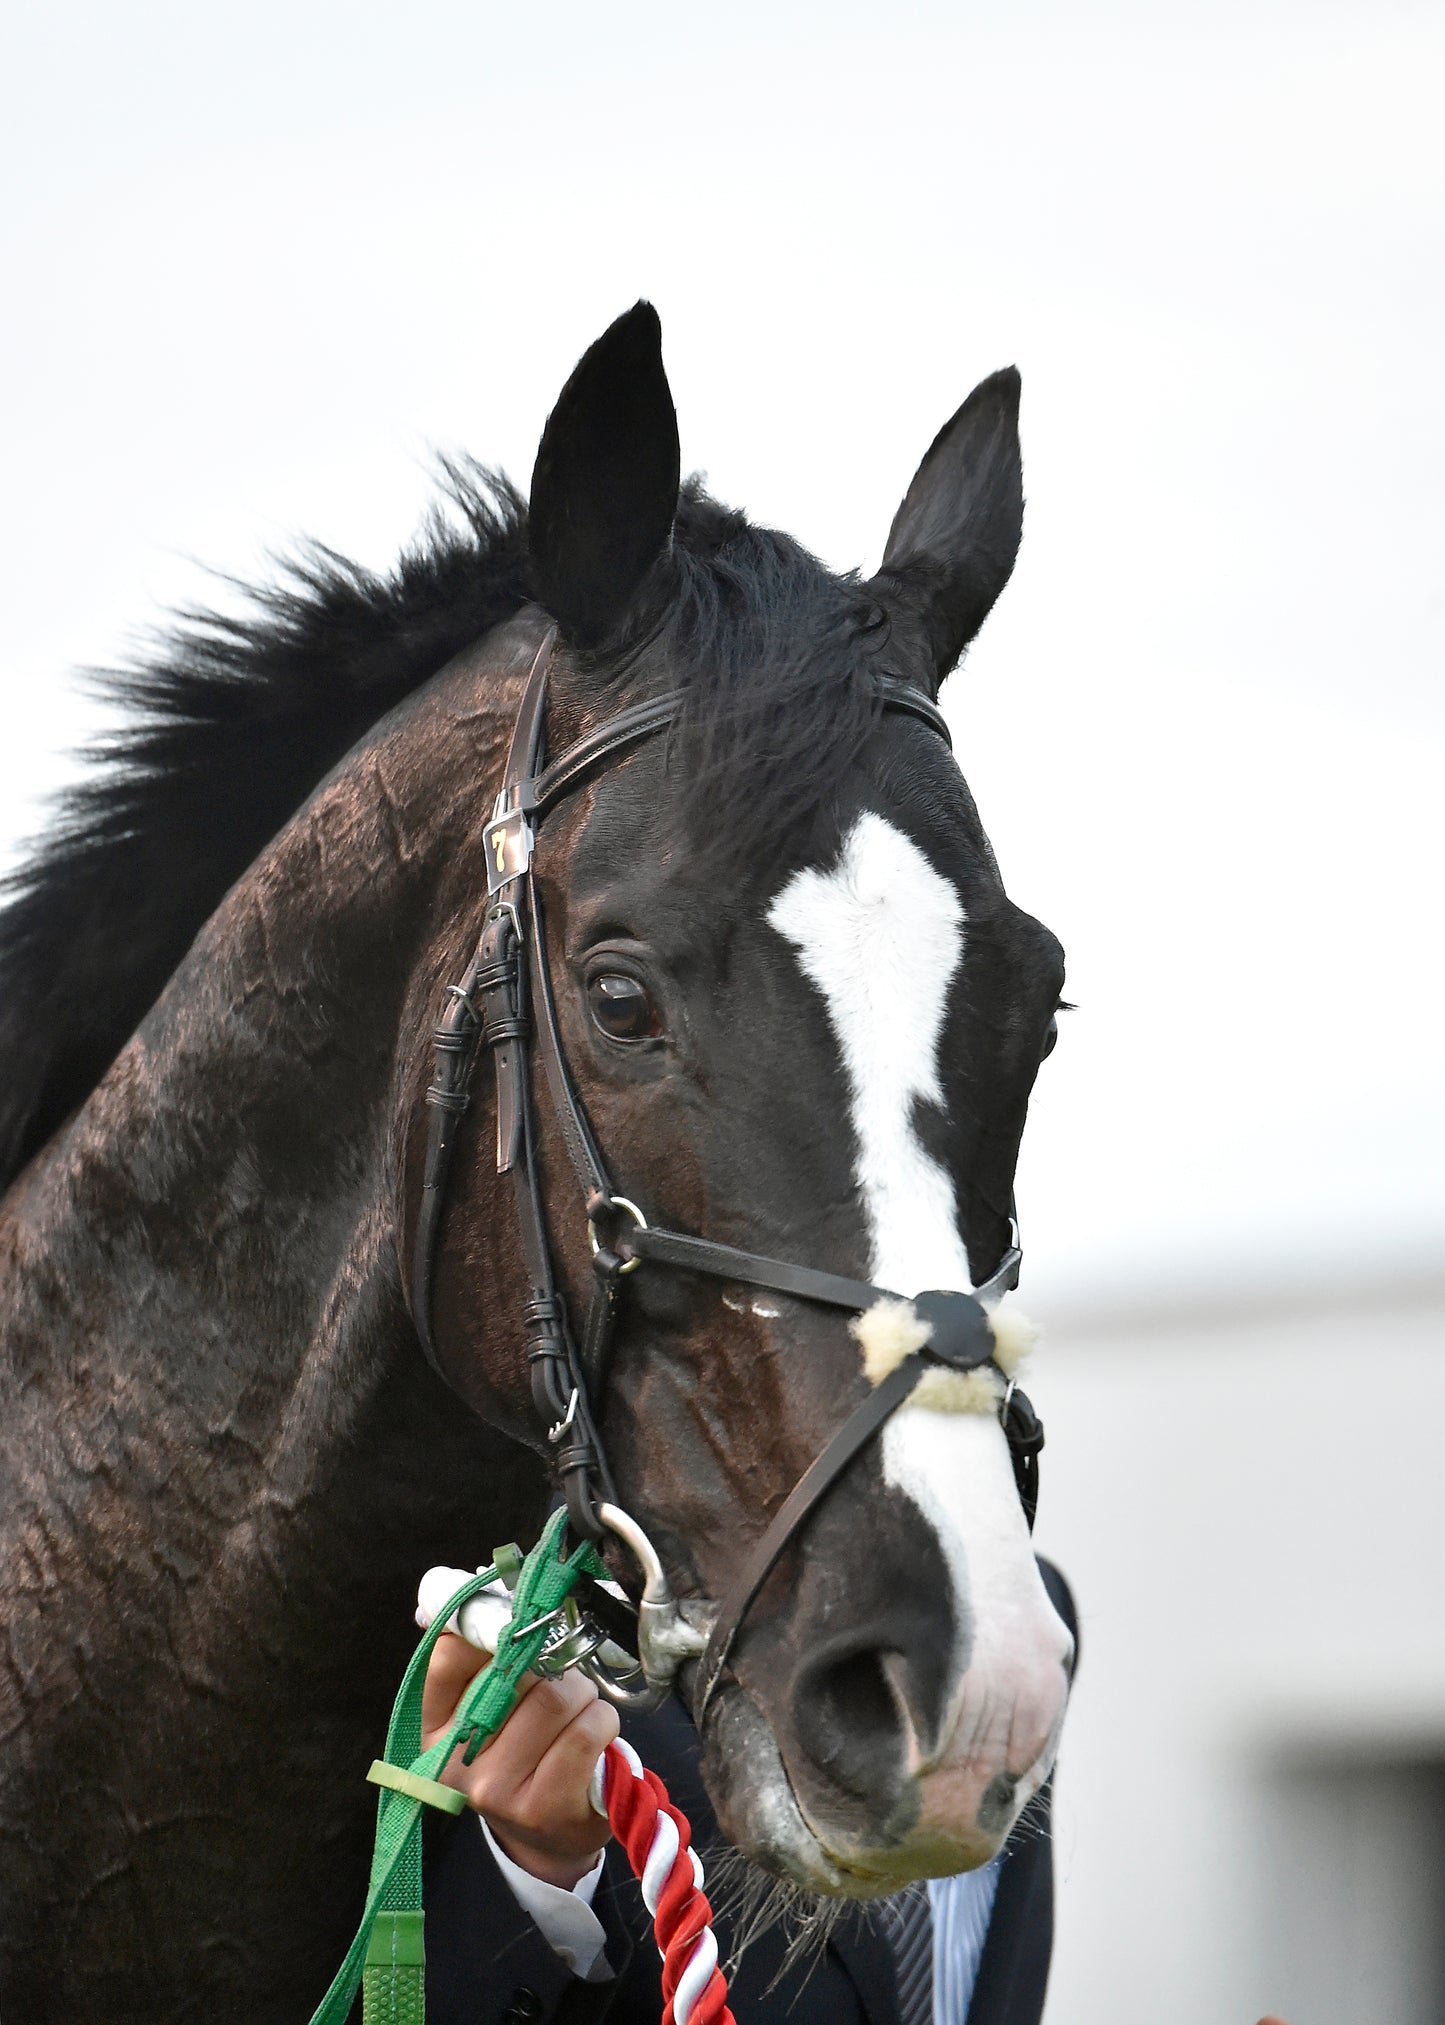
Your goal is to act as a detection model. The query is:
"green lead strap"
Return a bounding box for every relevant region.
[306,1509,606,2025]
[364,1912,427,2025]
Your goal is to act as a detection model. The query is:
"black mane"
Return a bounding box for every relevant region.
[0,470,884,1192]
[0,464,530,1189]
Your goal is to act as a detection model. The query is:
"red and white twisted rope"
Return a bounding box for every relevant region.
[594,1738,735,2025]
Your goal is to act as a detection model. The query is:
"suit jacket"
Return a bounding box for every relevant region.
[423,1562,1076,2025]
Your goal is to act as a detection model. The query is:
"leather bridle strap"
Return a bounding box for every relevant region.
[522,677,951,820]
[691,1352,926,1720]
[414,628,614,1532]
[411,630,553,1365]
[623,1226,1022,1314]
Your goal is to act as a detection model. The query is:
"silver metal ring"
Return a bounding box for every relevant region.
[593,1502,670,1609]
[588,1196,648,1276]
[580,1503,671,1710]
[532,1614,610,1678]
[579,1649,658,1710]
[586,1503,709,1709]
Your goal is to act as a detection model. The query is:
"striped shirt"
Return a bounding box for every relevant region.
[880,1857,1002,2025]
[930,1859,1003,2025]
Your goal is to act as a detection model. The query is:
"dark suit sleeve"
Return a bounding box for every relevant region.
[422,1808,640,2025]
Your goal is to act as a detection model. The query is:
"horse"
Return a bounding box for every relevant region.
[0,302,1074,2022]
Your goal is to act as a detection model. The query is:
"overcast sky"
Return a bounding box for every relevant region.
[3,0,1441,1306]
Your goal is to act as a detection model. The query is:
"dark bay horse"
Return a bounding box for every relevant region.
[0,304,1072,2021]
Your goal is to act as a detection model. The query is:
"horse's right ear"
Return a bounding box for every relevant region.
[528,302,681,649]
[874,367,1024,689]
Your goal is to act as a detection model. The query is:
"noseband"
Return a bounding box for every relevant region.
[408,624,1044,1718]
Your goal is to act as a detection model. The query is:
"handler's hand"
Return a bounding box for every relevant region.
[421,1632,619,1890]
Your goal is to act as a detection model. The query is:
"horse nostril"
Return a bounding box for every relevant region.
[976,1770,1021,1835]
[792,1645,910,1811]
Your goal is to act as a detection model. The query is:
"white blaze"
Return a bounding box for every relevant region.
[766,811,970,1297]
[768,812,1065,1807]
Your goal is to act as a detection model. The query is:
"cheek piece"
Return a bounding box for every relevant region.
[408,622,1043,1722]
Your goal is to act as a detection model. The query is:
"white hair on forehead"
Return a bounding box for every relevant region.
[766,810,970,1300]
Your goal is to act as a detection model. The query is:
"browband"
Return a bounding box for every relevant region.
[518,675,950,819]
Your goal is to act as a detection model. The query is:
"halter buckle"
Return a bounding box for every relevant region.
[483,898,525,950]
[547,1388,580,1444]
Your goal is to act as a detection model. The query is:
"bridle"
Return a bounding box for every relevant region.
[408,622,1045,1719]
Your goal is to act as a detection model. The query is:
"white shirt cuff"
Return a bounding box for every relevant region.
[479,1817,612,1982]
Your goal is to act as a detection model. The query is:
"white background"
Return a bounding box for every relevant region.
[5,1,1440,1308]
[3,5,1443,2018]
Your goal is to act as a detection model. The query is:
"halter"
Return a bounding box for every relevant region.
[408,623,1044,1720]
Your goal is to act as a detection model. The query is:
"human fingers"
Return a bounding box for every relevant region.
[420,1631,495,1745]
[449,1670,599,1806]
[485,1693,621,1886]
[515,1691,621,1839]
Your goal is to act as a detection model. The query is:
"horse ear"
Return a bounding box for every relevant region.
[528,302,681,649]
[876,367,1024,687]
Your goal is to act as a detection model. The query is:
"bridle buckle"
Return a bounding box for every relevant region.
[547,1387,580,1444]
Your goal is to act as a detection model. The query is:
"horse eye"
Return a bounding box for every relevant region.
[1040,1015,1059,1061]
[587,974,661,1042]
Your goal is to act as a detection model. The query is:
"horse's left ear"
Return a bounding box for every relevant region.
[874,366,1024,688]
[529,301,681,649]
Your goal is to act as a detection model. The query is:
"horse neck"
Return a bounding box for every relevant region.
[0,629,545,1661]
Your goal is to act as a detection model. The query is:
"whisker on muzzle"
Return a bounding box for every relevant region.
[704,1840,853,1988]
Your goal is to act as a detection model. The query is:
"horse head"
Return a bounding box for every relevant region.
[403,304,1073,1896]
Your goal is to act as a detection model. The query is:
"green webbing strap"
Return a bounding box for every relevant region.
[306,1509,605,2025]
